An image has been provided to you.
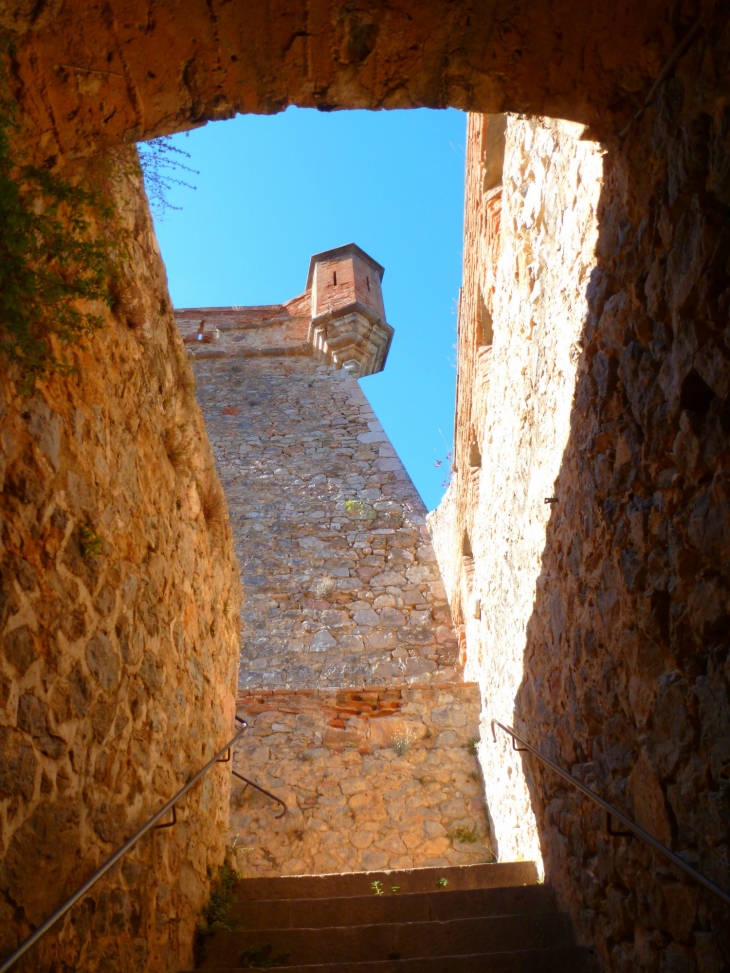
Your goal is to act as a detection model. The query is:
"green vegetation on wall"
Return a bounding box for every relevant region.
[0,84,113,388]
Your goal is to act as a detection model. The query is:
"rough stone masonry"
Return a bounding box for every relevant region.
[175,244,492,877]
[431,99,730,973]
[0,151,240,973]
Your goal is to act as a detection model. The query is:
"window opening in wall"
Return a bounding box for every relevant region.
[477,291,493,347]
[480,113,507,194]
[366,275,370,290]
[333,271,337,285]
[468,433,482,469]
[461,530,476,589]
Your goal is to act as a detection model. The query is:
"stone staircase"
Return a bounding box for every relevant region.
[191,862,595,971]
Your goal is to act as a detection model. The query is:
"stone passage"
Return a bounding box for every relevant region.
[175,244,491,877]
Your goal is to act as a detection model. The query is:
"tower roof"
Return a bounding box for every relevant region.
[305,243,385,292]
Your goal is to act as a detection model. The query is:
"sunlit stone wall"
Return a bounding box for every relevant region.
[429,114,605,867]
[434,53,730,968]
[0,152,240,973]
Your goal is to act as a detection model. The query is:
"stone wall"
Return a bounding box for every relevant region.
[229,684,491,877]
[431,21,730,969]
[176,260,482,885]
[0,151,240,972]
[430,112,605,871]
[183,340,459,692]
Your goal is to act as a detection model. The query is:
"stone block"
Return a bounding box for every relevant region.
[353,608,380,626]
[365,628,398,650]
[361,850,390,870]
[309,630,337,652]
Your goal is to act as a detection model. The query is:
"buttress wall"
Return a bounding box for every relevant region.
[176,301,458,692]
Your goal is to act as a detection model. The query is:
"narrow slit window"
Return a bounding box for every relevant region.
[477,291,493,347]
[366,276,370,290]
[333,271,337,286]
[462,530,476,590]
[462,531,474,559]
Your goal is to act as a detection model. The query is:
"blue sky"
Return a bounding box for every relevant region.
[148,107,466,510]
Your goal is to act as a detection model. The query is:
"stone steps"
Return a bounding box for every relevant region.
[227,884,558,929]
[198,914,577,967]
[191,862,594,972]
[230,861,537,901]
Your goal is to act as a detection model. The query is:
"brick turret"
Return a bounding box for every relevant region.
[306,243,394,377]
[175,242,394,379]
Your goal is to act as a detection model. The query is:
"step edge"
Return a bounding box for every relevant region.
[235,862,537,884]
[190,943,594,972]
[204,912,572,937]
[229,887,555,908]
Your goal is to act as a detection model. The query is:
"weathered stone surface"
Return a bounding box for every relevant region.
[183,283,460,690]
[431,26,730,968]
[5,0,678,160]
[4,7,729,971]
[229,685,490,877]
[175,250,489,893]
[0,151,240,972]
[430,112,605,871]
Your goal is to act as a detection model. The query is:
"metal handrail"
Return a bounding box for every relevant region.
[1,720,249,973]
[233,769,287,818]
[492,720,730,908]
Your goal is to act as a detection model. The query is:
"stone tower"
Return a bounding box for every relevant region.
[175,246,491,876]
[307,244,393,377]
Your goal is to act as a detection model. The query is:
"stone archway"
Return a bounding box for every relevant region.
[7,0,675,156]
[2,3,729,971]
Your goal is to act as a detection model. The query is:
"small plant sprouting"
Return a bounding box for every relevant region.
[393,728,416,757]
[164,426,192,472]
[178,366,197,406]
[391,885,400,893]
[198,862,240,934]
[79,525,104,558]
[200,482,227,540]
[371,880,385,896]
[312,576,336,600]
[448,825,479,844]
[436,877,449,888]
[466,737,480,756]
[344,498,366,516]
[434,447,454,489]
